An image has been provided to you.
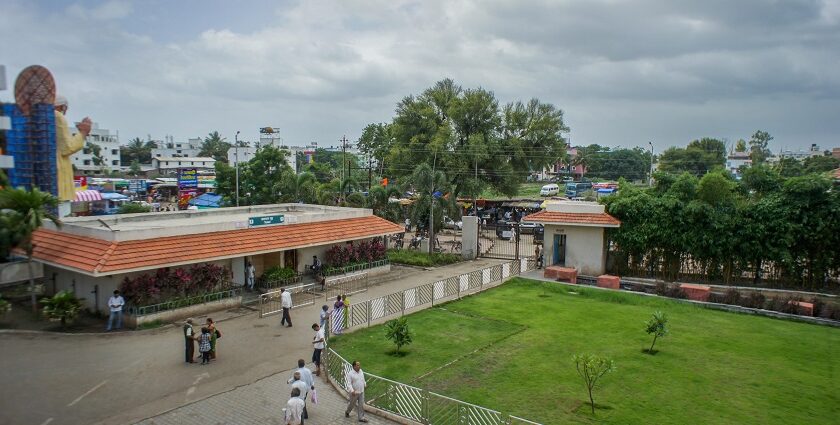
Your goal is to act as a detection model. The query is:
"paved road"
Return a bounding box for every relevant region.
[0,258,506,425]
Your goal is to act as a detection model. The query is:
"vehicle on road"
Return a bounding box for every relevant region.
[565,182,593,198]
[443,215,463,230]
[518,221,543,235]
[540,184,560,197]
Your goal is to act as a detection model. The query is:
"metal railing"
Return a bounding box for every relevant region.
[257,273,303,291]
[258,282,320,318]
[325,271,369,299]
[325,348,541,425]
[323,259,390,277]
[329,258,533,331]
[130,288,241,317]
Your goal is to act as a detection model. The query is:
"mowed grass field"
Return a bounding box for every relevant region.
[329,278,840,424]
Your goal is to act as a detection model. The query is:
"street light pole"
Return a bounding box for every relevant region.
[648,141,654,186]
[235,130,241,206]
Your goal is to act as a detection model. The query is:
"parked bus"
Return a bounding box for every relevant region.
[565,182,593,198]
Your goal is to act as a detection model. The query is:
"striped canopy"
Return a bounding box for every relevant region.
[74,190,102,202]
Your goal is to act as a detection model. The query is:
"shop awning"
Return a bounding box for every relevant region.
[101,192,129,200]
[74,190,102,202]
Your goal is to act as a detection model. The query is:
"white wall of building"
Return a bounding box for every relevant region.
[70,122,121,173]
[543,225,607,276]
[151,137,202,159]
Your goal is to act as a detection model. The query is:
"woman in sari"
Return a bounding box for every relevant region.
[206,317,218,360]
[331,295,345,335]
[342,294,350,329]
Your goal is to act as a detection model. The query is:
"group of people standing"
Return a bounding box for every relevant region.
[183,317,221,365]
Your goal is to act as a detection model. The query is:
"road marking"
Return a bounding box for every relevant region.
[67,380,108,407]
[40,418,54,425]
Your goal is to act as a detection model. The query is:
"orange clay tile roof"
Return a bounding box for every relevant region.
[31,215,404,276]
[522,210,621,227]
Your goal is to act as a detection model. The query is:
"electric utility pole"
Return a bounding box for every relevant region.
[340,135,348,202]
[429,150,437,255]
[235,130,240,206]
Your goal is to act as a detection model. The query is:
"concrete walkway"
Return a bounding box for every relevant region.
[0,258,506,425]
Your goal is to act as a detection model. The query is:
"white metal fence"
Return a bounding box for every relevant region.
[258,282,320,318]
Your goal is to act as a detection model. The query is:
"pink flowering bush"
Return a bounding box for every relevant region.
[120,263,232,306]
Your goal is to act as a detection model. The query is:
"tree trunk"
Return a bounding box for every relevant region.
[588,387,595,414]
[649,334,658,353]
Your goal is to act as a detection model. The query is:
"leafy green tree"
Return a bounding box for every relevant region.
[215,145,293,205]
[780,176,838,288]
[385,317,413,354]
[280,172,317,203]
[658,138,725,176]
[378,79,567,199]
[740,164,781,197]
[358,123,393,174]
[749,130,773,164]
[775,156,804,177]
[0,188,60,312]
[367,186,402,222]
[199,131,232,163]
[644,311,669,353]
[735,139,747,152]
[128,160,141,176]
[695,171,736,207]
[573,354,616,415]
[803,155,839,174]
[41,290,83,329]
[121,137,155,164]
[586,147,650,181]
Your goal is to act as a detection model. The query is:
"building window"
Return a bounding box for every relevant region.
[178,161,182,166]
[83,160,91,165]
[177,150,182,154]
[112,160,119,166]
[156,154,161,157]
[83,148,91,154]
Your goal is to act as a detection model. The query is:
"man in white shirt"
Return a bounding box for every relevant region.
[280,288,293,327]
[345,360,368,422]
[289,371,309,420]
[285,388,305,425]
[106,290,125,331]
[311,324,326,376]
[246,261,256,290]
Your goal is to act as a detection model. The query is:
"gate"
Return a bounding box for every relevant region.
[478,221,542,260]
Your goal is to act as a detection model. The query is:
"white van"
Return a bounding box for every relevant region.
[540,184,560,196]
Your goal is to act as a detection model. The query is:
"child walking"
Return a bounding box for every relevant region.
[198,327,212,365]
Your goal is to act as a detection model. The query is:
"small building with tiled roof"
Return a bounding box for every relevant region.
[31,204,403,313]
[523,201,620,276]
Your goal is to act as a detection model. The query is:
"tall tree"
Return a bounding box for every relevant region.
[215,146,292,205]
[734,139,747,152]
[802,155,839,174]
[121,137,154,164]
[0,188,60,312]
[748,130,773,164]
[378,79,567,199]
[200,131,232,163]
[658,138,726,176]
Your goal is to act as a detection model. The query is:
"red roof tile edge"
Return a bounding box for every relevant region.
[523,211,621,226]
[32,216,404,276]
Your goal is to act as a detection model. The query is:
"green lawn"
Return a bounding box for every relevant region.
[329,278,840,424]
[479,182,545,199]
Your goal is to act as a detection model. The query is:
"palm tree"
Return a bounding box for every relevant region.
[200,131,232,163]
[281,172,317,203]
[572,146,592,180]
[367,186,401,222]
[0,187,60,312]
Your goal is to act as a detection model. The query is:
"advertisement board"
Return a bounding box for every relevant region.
[178,168,198,189]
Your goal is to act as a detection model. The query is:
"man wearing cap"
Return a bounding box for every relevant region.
[184,318,197,363]
[54,95,92,210]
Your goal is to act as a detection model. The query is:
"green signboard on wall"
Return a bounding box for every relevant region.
[248,214,285,227]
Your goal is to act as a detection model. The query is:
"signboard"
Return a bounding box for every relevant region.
[74,176,88,191]
[178,168,198,189]
[248,214,285,227]
[128,179,146,193]
[197,175,216,188]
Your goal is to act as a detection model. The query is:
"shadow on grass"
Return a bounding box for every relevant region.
[642,348,660,355]
[572,401,615,414]
[387,350,410,358]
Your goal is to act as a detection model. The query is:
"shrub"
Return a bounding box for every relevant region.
[41,290,83,328]
[117,203,151,214]
[263,266,296,282]
[665,284,687,299]
[573,354,616,415]
[722,288,741,305]
[739,291,766,309]
[654,282,668,296]
[119,263,232,306]
[385,317,413,354]
[644,311,669,354]
[0,296,11,315]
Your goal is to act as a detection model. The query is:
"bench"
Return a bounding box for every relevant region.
[680,283,711,302]
[789,301,814,316]
[545,266,577,284]
[597,275,620,290]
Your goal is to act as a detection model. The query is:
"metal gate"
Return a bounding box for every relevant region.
[479,221,542,259]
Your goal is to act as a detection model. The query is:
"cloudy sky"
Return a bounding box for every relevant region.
[2,0,839,153]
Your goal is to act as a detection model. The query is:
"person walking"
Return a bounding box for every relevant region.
[280,288,293,327]
[535,245,542,269]
[183,318,196,364]
[345,360,368,422]
[291,359,315,396]
[331,295,345,335]
[285,388,305,425]
[289,371,309,420]
[206,318,219,360]
[311,323,325,376]
[106,290,125,331]
[198,327,212,365]
[319,305,329,330]
[246,261,256,291]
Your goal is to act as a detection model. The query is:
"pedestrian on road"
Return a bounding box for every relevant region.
[342,294,350,328]
[319,305,329,330]
[183,318,196,363]
[345,360,368,422]
[281,288,293,327]
[247,261,256,291]
[106,290,125,331]
[289,358,315,396]
[332,295,345,335]
[285,388,305,425]
[404,217,411,232]
[206,318,219,360]
[198,327,212,365]
[535,245,542,269]
[311,323,325,376]
[289,371,309,419]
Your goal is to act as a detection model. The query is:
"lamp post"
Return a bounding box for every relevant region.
[648,141,654,186]
[235,130,241,206]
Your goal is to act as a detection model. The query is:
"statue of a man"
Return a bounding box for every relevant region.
[54,95,92,201]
